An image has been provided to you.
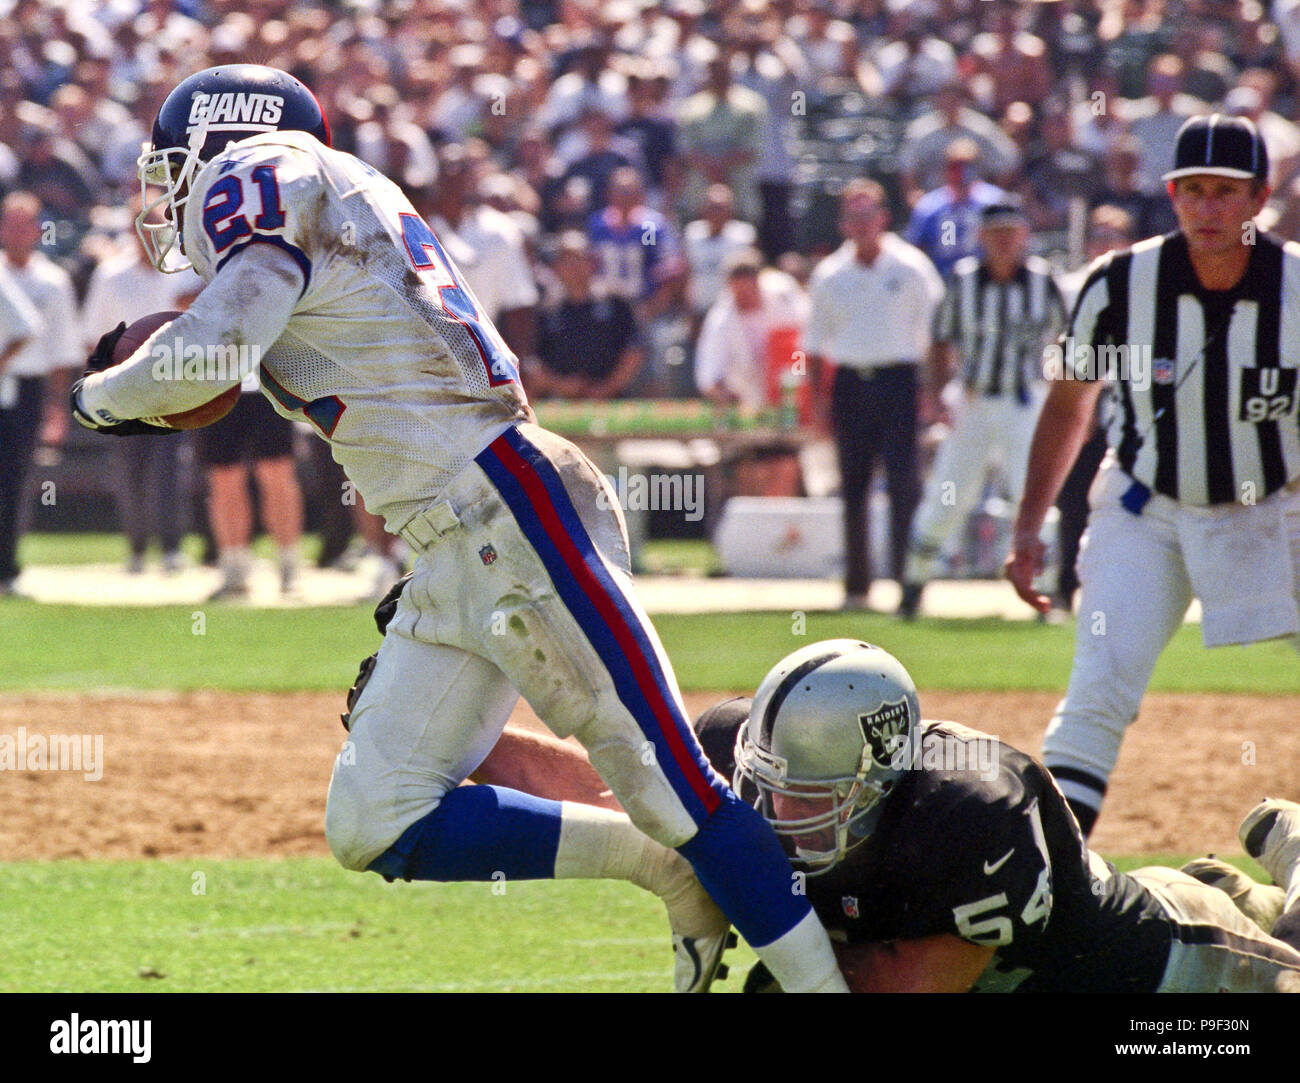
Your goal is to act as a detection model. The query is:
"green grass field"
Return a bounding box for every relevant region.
[0,860,694,993]
[2,534,1293,992]
[7,532,1297,694]
[2,598,1297,694]
[15,530,326,569]
[0,854,1250,993]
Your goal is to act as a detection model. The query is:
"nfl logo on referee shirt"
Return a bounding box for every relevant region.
[478,544,498,566]
[1153,357,1175,385]
[843,896,860,918]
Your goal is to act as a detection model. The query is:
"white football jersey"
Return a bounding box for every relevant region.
[183,129,532,528]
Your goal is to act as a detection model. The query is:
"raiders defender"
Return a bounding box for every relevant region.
[714,641,1300,992]
[473,638,1300,992]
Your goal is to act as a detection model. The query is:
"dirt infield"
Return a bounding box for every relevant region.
[0,690,1293,861]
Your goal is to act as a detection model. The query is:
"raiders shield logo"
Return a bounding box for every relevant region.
[478,544,498,566]
[859,700,910,767]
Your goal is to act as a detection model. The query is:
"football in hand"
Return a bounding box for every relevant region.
[112,310,241,430]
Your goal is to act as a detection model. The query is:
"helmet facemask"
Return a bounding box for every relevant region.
[136,115,211,274]
[134,65,332,274]
[734,639,920,877]
[735,722,892,876]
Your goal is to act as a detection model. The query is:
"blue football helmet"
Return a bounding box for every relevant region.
[137,64,330,272]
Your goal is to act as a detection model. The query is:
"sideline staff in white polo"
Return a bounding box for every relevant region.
[805,178,945,608]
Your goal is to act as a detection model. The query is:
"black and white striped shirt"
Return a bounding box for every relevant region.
[934,255,1068,402]
[1066,231,1300,506]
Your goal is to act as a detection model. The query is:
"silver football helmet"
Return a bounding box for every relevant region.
[734,640,920,876]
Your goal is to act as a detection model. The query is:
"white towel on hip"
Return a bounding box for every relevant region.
[1177,490,1300,647]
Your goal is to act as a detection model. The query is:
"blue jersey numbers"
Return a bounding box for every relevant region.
[398,212,518,388]
[202,165,286,252]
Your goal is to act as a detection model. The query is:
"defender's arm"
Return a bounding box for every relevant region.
[471,725,620,810]
[836,934,994,993]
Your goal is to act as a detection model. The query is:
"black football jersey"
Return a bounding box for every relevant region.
[697,699,1172,993]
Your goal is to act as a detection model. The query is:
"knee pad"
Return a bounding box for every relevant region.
[324,762,407,872]
[584,736,698,849]
[325,802,400,873]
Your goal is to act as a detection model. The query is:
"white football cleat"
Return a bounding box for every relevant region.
[656,853,734,992]
[672,927,736,994]
[1240,798,1300,889]
[1181,856,1284,933]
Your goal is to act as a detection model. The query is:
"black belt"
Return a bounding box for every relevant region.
[839,362,917,377]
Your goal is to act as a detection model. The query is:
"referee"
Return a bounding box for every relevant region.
[898,198,1068,617]
[1006,114,1300,835]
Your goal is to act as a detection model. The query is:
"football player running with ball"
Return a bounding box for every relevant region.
[70,65,847,993]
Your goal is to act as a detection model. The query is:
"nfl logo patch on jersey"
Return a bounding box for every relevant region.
[842,896,860,919]
[1153,357,1175,385]
[478,544,498,566]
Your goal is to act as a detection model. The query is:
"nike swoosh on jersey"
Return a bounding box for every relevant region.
[983,849,1015,875]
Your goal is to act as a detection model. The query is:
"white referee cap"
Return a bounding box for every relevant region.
[1163,113,1269,182]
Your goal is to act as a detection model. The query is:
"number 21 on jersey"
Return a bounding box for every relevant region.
[202,164,286,253]
[398,213,519,388]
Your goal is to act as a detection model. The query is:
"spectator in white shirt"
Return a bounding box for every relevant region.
[874,7,958,106]
[0,191,75,592]
[695,248,807,411]
[414,144,539,358]
[81,197,199,574]
[1225,74,1300,191]
[537,36,628,134]
[684,183,758,324]
[1123,54,1205,190]
[899,79,1022,206]
[353,84,439,187]
[695,248,809,498]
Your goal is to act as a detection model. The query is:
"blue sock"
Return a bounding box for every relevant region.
[367,785,562,882]
[677,790,810,948]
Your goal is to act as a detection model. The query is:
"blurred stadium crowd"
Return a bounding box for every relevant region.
[5,0,1300,590]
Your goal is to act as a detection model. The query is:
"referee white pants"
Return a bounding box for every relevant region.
[1042,456,1300,811]
[905,390,1043,583]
